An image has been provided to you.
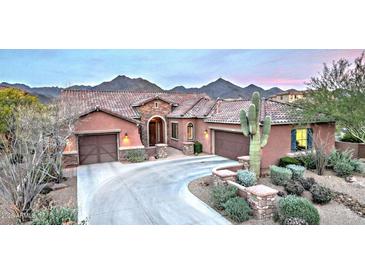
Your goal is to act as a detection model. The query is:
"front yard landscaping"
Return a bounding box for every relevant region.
[189,169,365,225]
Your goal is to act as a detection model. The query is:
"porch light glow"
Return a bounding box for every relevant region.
[124,132,129,139]
[204,129,208,138]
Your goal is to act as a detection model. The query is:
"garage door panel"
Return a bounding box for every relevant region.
[214,130,249,160]
[79,134,118,165]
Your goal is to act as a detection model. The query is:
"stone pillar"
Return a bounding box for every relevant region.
[245,185,278,220]
[237,156,250,170]
[156,144,168,158]
[182,141,194,155]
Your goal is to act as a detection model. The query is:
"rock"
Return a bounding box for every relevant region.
[345,176,356,183]
[149,156,156,161]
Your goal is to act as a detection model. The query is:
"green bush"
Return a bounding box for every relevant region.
[125,149,145,163]
[32,207,77,225]
[286,164,306,179]
[223,197,252,222]
[297,177,317,191]
[194,141,203,154]
[277,195,320,225]
[282,217,308,225]
[333,161,354,177]
[328,150,353,168]
[211,185,238,210]
[341,132,363,143]
[285,181,304,196]
[310,184,332,204]
[296,152,316,169]
[270,165,292,186]
[279,156,301,167]
[328,150,363,175]
[236,170,256,187]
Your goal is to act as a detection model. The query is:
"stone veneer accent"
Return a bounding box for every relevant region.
[245,185,278,220]
[182,141,194,155]
[156,143,168,158]
[237,156,250,170]
[136,99,172,146]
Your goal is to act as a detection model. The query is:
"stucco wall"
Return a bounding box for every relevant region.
[64,111,143,153]
[167,118,197,150]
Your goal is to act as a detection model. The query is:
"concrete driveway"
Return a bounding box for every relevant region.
[77,155,237,224]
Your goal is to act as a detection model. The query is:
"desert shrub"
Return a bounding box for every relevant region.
[279,156,301,167]
[297,177,317,191]
[282,217,308,225]
[328,150,352,167]
[357,162,365,174]
[277,195,320,225]
[296,152,316,169]
[310,184,332,204]
[286,164,306,179]
[285,181,304,196]
[236,170,256,187]
[125,149,145,163]
[194,141,203,154]
[223,197,252,222]
[32,207,77,225]
[211,185,238,210]
[341,132,362,143]
[270,165,292,186]
[333,161,354,177]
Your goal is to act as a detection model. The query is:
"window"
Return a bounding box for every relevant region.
[171,122,179,139]
[187,123,194,140]
[291,128,313,151]
[154,101,159,108]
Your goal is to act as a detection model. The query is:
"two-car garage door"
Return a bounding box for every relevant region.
[78,134,118,165]
[214,130,249,160]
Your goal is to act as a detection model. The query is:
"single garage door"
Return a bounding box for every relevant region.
[214,130,249,160]
[79,134,118,165]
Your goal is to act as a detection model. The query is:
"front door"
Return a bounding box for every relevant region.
[149,121,157,146]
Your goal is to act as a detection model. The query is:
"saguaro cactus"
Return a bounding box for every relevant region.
[240,91,271,177]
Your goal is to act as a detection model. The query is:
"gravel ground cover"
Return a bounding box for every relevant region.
[189,173,365,225]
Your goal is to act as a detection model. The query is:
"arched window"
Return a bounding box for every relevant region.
[187,123,194,140]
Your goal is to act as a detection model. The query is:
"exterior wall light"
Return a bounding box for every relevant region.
[204,129,209,137]
[124,132,128,139]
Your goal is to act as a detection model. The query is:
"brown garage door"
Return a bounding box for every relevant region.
[79,134,118,165]
[214,130,249,160]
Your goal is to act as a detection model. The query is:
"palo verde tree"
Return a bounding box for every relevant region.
[240,91,272,177]
[297,52,365,142]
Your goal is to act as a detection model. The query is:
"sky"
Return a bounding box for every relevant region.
[0,49,363,90]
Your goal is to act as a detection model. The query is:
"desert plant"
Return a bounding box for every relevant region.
[236,170,256,187]
[211,185,238,210]
[296,152,316,169]
[277,195,320,225]
[309,184,332,204]
[282,217,308,225]
[125,149,145,163]
[32,206,77,225]
[333,161,355,177]
[285,181,305,196]
[341,132,363,143]
[328,149,354,168]
[270,165,292,186]
[278,156,301,167]
[297,177,317,191]
[194,141,203,154]
[223,197,252,222]
[240,91,271,177]
[286,164,306,179]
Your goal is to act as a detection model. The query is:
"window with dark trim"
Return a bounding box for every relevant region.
[291,128,313,151]
[187,123,194,140]
[171,122,179,139]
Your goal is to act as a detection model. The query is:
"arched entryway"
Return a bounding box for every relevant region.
[147,115,167,146]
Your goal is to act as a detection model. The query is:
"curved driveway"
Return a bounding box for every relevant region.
[77,155,236,224]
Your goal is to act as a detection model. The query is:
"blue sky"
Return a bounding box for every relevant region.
[0,49,363,90]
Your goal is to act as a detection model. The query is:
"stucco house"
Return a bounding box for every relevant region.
[62,89,335,173]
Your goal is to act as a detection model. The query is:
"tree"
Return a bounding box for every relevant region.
[298,53,365,142]
[0,98,80,222]
[240,91,272,177]
[0,87,40,133]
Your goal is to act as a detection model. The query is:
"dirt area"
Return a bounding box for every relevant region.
[188,173,365,225]
[0,174,77,225]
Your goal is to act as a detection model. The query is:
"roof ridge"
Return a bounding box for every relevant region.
[181,96,205,117]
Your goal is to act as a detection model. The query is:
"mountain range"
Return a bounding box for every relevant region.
[0,75,300,103]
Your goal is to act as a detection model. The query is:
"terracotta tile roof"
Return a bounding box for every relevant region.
[204,98,324,125]
[60,89,206,119]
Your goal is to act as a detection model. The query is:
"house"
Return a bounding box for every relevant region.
[61,89,335,173]
[269,89,306,103]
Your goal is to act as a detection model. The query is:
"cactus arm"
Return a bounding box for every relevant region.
[260,116,272,148]
[248,104,257,134]
[240,109,249,136]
